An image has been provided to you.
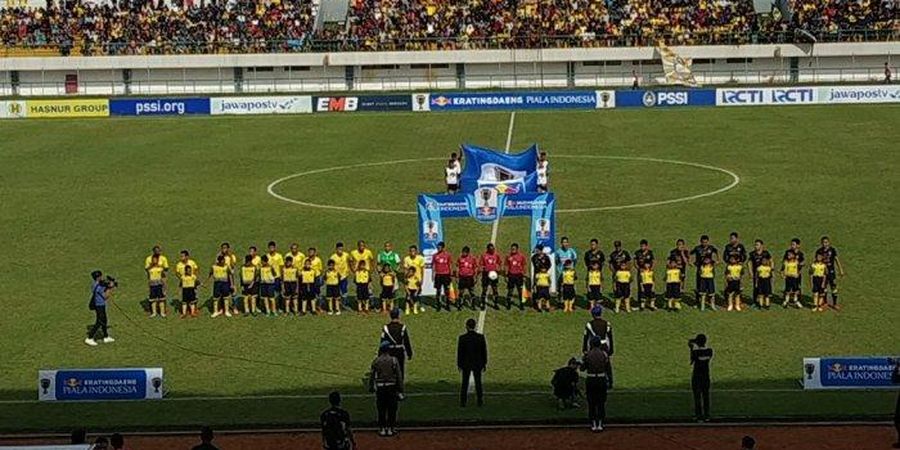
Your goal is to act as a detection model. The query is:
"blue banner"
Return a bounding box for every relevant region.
[429,91,596,111]
[616,89,716,108]
[802,357,898,390]
[459,144,539,195]
[110,98,211,116]
[39,368,164,401]
[315,95,412,112]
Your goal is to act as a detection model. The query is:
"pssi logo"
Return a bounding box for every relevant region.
[316,97,358,112]
[642,91,689,107]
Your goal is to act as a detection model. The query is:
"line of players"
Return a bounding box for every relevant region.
[141,232,845,318]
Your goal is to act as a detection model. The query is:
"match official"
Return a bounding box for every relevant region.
[85,270,116,346]
[689,333,713,422]
[457,318,488,407]
[582,306,614,355]
[369,342,403,437]
[581,337,612,432]
[381,309,413,378]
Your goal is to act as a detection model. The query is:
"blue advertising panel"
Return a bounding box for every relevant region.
[110,98,211,116]
[314,95,412,112]
[38,368,164,401]
[459,144,539,195]
[802,356,898,390]
[616,89,716,108]
[428,91,596,111]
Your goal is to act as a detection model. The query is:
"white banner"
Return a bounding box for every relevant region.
[38,368,164,401]
[818,85,900,104]
[0,100,26,119]
[411,93,431,112]
[716,87,817,106]
[210,96,312,115]
[595,90,616,109]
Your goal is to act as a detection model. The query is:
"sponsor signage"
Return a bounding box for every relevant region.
[616,89,716,108]
[802,357,899,390]
[38,368,164,401]
[26,99,109,118]
[110,98,210,116]
[411,93,431,112]
[314,95,412,112]
[818,85,900,104]
[427,91,597,111]
[716,87,817,106]
[0,100,26,119]
[210,96,312,115]
[595,90,616,109]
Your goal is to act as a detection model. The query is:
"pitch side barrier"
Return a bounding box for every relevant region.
[1,85,898,119]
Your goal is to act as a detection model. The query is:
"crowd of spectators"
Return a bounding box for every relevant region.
[0,0,896,54]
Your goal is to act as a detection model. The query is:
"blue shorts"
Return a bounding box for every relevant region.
[213,281,230,298]
[339,278,349,295]
[260,283,276,298]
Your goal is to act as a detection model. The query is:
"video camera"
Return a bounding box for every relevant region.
[101,275,119,288]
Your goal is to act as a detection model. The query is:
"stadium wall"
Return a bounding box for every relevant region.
[0,42,897,97]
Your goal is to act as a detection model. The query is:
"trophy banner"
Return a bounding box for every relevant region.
[38,368,164,401]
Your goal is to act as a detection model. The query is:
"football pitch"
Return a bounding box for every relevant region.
[0,105,898,432]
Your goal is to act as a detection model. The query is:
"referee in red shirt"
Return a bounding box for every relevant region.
[432,242,454,311]
[505,243,527,310]
[479,244,502,310]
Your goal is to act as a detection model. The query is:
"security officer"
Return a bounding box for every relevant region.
[689,333,714,422]
[380,308,413,378]
[369,342,403,437]
[582,305,614,356]
[581,337,612,432]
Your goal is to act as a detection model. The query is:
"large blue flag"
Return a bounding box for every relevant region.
[459,143,539,195]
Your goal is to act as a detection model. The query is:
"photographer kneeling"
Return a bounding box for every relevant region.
[85,270,117,346]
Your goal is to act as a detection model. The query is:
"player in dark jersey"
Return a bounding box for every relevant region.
[690,235,719,306]
[815,236,845,309]
[783,238,806,298]
[747,239,772,307]
[608,240,631,280]
[633,239,654,297]
[723,232,747,266]
[584,239,605,274]
[669,239,690,289]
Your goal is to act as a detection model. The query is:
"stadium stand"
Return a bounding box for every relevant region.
[0,0,896,56]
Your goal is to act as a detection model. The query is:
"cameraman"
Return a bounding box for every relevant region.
[85,270,116,347]
[689,333,713,422]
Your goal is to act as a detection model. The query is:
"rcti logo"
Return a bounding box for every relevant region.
[431,96,451,107]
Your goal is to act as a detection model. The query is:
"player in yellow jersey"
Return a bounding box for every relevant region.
[534,266,552,312]
[665,258,683,310]
[810,253,828,312]
[145,245,169,273]
[586,261,603,311]
[248,246,262,268]
[380,265,397,314]
[259,255,279,316]
[756,256,774,309]
[307,247,324,309]
[266,241,285,300]
[561,260,577,313]
[324,260,342,315]
[639,261,656,311]
[404,267,421,315]
[698,257,716,311]
[207,255,234,318]
[330,242,351,310]
[350,240,376,273]
[217,242,239,315]
[180,265,200,318]
[614,262,633,313]
[175,250,199,282]
[283,256,300,315]
[147,254,167,318]
[725,256,744,312]
[403,245,426,281]
[240,255,260,315]
[299,259,318,315]
[354,261,372,313]
[781,252,802,308]
[287,243,306,271]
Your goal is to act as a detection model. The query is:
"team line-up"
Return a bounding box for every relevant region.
[140,233,846,319]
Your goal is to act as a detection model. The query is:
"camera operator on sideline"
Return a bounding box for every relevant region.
[689,333,713,422]
[85,270,117,346]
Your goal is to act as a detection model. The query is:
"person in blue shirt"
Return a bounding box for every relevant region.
[555,237,578,297]
[86,270,116,347]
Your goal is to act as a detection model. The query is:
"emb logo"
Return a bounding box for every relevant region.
[316,97,358,112]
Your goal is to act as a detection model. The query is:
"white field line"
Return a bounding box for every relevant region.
[0,388,819,405]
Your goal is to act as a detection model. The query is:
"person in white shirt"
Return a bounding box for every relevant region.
[537,151,549,192]
[446,160,460,194]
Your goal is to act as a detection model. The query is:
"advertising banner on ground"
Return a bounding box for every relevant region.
[802,357,899,390]
[26,99,109,118]
[818,85,900,104]
[38,368,164,401]
[314,95,411,112]
[616,89,716,108]
[427,91,597,111]
[110,98,210,116]
[716,87,817,106]
[210,96,312,115]
[0,100,26,119]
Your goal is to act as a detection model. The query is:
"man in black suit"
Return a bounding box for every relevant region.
[457,318,488,407]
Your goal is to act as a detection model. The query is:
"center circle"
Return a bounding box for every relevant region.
[266,155,740,215]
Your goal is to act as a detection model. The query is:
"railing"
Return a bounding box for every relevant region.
[1,66,892,97]
[1,28,897,57]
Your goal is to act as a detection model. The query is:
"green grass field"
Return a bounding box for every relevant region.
[1,105,899,432]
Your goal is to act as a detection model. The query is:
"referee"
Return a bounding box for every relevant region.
[85,270,116,346]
